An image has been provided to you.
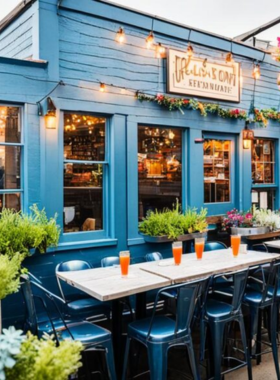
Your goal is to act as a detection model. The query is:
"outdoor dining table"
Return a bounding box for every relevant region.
[264,239,280,250]
[57,249,279,378]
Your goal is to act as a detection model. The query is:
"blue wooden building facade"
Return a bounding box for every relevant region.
[1,0,280,326]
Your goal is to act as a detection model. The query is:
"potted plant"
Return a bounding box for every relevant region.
[139,202,208,243]
[0,327,83,380]
[222,207,280,236]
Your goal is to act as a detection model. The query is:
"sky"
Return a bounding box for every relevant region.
[1,0,279,43]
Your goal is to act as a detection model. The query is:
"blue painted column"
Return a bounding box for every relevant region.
[188,129,204,209]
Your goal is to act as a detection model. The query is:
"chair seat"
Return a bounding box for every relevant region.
[37,316,79,337]
[128,315,178,343]
[243,289,272,305]
[206,299,233,320]
[66,298,110,316]
[40,320,111,346]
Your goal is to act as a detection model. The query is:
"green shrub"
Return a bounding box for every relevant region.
[0,253,25,300]
[139,202,208,239]
[0,205,60,256]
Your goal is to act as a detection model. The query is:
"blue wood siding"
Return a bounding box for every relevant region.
[0,6,35,59]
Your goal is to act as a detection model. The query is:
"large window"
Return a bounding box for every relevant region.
[138,126,182,219]
[252,139,275,184]
[204,139,231,203]
[0,106,22,211]
[63,114,106,233]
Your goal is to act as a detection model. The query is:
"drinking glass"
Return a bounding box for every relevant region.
[119,251,130,276]
[172,241,182,265]
[231,235,241,257]
[195,237,205,260]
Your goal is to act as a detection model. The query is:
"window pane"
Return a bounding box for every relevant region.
[138,126,182,219]
[204,139,231,203]
[252,139,275,184]
[0,146,21,189]
[251,189,275,210]
[0,106,21,143]
[64,163,103,233]
[64,114,106,161]
[0,193,21,211]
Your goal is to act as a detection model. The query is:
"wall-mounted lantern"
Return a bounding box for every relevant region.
[243,122,254,149]
[45,97,57,129]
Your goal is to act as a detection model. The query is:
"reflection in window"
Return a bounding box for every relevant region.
[252,139,275,184]
[0,106,21,210]
[138,126,182,220]
[63,114,106,233]
[204,139,231,203]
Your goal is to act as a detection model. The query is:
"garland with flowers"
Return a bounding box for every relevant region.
[136,92,280,127]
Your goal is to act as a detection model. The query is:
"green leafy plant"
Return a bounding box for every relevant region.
[0,205,60,256]
[139,202,208,239]
[2,331,83,380]
[0,253,25,301]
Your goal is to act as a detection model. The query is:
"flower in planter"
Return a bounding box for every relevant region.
[222,209,254,231]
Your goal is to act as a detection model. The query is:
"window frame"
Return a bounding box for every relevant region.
[0,104,23,211]
[60,111,110,243]
[203,133,237,215]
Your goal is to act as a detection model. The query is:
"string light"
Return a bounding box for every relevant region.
[186,43,194,58]
[116,27,125,43]
[277,73,280,89]
[225,52,234,64]
[252,63,261,80]
[146,31,154,49]
[155,43,165,58]
[100,83,106,92]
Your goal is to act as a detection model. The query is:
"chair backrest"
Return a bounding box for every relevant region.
[145,252,163,262]
[148,277,210,339]
[55,260,92,301]
[251,243,268,252]
[21,275,38,334]
[261,259,280,304]
[204,241,227,251]
[101,257,120,267]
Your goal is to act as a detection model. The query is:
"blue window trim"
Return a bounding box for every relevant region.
[0,104,24,210]
[203,132,237,215]
[127,116,187,246]
[57,110,115,245]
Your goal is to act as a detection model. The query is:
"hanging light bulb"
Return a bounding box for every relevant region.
[116,27,125,43]
[186,43,194,58]
[146,31,154,49]
[225,52,234,64]
[155,43,165,58]
[100,83,106,92]
[168,130,175,139]
[252,63,261,80]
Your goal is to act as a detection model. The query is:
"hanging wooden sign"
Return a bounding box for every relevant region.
[167,49,240,103]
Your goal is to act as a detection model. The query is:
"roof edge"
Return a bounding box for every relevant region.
[0,0,36,34]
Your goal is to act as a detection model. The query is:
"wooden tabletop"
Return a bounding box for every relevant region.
[57,265,171,301]
[264,240,280,249]
[245,230,280,241]
[137,249,279,284]
[57,250,279,301]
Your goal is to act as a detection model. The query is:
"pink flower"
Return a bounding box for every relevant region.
[245,213,253,219]
[277,37,280,48]
[235,109,240,115]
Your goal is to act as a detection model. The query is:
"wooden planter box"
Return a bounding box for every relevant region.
[141,231,207,243]
[230,226,269,236]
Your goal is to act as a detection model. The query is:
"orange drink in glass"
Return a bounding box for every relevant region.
[195,237,205,260]
[172,241,182,265]
[231,235,241,257]
[119,251,130,276]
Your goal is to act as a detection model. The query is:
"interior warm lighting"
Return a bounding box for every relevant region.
[45,97,57,129]
[155,43,165,58]
[252,64,261,80]
[225,52,234,64]
[116,27,125,43]
[100,83,106,92]
[168,130,175,139]
[186,44,194,57]
[146,31,154,49]
[243,123,254,149]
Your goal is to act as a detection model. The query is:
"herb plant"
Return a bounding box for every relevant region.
[3,332,83,380]
[139,202,208,239]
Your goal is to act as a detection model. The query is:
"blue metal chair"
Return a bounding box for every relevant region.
[243,259,280,378]
[21,274,117,380]
[251,243,268,252]
[56,260,110,320]
[203,268,252,380]
[204,241,227,251]
[145,252,163,261]
[101,256,120,267]
[122,277,210,380]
